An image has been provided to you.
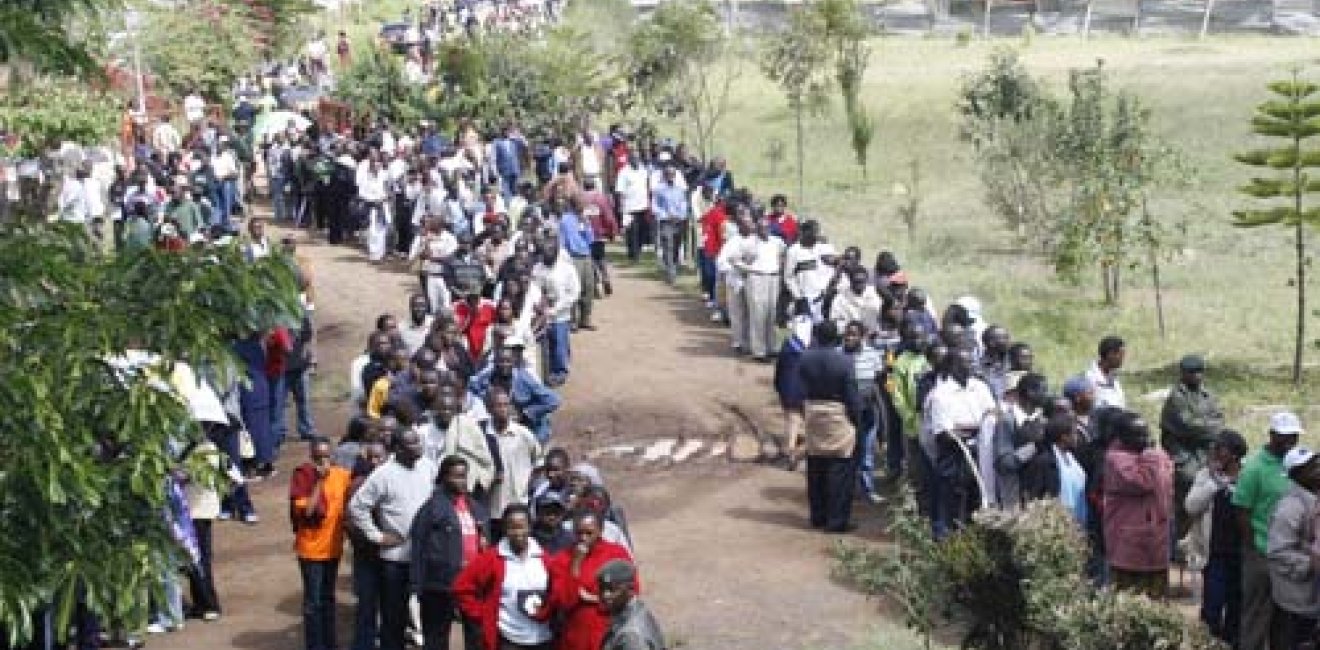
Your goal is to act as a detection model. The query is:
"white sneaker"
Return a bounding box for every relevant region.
[202,611,221,622]
[243,513,260,524]
[145,623,166,635]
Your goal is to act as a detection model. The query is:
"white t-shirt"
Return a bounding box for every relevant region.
[497,539,553,645]
[183,94,206,123]
[614,166,649,214]
[784,241,838,301]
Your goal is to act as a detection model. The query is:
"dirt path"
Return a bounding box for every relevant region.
[172,228,881,650]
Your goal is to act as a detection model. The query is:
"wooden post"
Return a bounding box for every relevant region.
[1200,0,1214,37]
[984,0,993,37]
[1082,0,1094,38]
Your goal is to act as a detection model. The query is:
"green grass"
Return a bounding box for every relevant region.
[686,35,1320,444]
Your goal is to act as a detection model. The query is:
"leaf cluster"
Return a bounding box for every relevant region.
[135,0,263,102]
[0,224,300,646]
[0,77,120,158]
[1232,74,1320,229]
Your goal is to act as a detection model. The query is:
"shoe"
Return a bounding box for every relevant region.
[202,611,220,622]
[578,323,597,331]
[243,513,261,525]
[603,279,613,296]
[145,623,166,635]
[409,629,425,647]
[867,493,886,505]
[710,312,723,322]
[824,523,858,534]
[218,511,233,521]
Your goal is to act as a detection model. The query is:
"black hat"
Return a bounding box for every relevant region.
[595,559,636,588]
[1179,355,1206,372]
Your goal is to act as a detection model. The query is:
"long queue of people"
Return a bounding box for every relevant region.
[679,174,1318,647]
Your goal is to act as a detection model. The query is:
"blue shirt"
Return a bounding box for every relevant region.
[558,211,594,257]
[651,183,688,222]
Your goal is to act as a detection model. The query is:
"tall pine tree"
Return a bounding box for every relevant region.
[1233,71,1320,387]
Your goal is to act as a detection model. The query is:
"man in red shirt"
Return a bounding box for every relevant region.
[452,283,498,357]
[699,192,728,313]
[581,177,618,297]
[289,438,353,650]
[265,326,294,451]
[768,194,799,245]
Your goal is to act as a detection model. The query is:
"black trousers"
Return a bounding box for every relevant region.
[418,590,481,650]
[395,196,415,254]
[379,561,411,650]
[806,455,856,531]
[186,519,220,614]
[1271,606,1317,650]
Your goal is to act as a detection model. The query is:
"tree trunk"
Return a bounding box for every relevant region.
[1295,168,1306,387]
[795,100,805,207]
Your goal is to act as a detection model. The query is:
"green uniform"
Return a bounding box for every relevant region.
[1160,382,1225,485]
[122,216,155,254]
[167,199,203,239]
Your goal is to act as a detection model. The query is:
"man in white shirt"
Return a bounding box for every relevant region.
[828,266,883,335]
[923,348,997,539]
[211,143,240,227]
[613,156,650,262]
[716,213,754,353]
[735,216,786,361]
[1085,335,1127,409]
[152,115,182,156]
[57,169,90,224]
[783,219,838,323]
[183,92,206,125]
[533,235,580,386]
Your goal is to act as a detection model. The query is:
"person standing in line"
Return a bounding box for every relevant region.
[283,309,319,442]
[348,441,389,650]
[1085,335,1127,409]
[289,438,354,650]
[782,220,837,323]
[735,215,785,363]
[555,195,597,331]
[649,165,688,285]
[598,559,666,650]
[580,176,618,298]
[1184,430,1248,646]
[1101,412,1174,599]
[772,310,813,470]
[615,155,651,263]
[1266,446,1320,648]
[798,320,861,533]
[349,428,439,650]
[839,320,885,505]
[410,456,488,650]
[1161,354,1225,541]
[454,504,565,650]
[484,388,542,537]
[554,512,636,650]
[1234,411,1304,650]
[533,233,579,387]
[716,212,753,353]
[923,346,996,539]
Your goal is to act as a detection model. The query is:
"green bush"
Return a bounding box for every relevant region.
[834,494,1225,650]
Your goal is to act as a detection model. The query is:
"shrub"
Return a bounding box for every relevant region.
[834,493,1226,650]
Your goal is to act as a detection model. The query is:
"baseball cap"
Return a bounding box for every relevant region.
[1062,376,1095,400]
[1179,354,1206,372]
[1271,411,1305,436]
[1284,446,1316,471]
[534,490,565,509]
[595,559,637,588]
[1004,371,1026,393]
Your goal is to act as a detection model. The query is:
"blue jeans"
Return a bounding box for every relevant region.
[284,367,316,439]
[499,173,518,203]
[299,558,339,650]
[351,550,382,650]
[271,176,288,222]
[698,249,717,301]
[856,405,878,496]
[547,320,571,379]
[1201,555,1242,645]
[216,179,237,227]
[268,373,288,450]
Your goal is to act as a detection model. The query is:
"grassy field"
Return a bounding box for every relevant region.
[694,35,1320,440]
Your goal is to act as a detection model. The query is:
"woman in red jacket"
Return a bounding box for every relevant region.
[454,504,568,650]
[553,511,637,650]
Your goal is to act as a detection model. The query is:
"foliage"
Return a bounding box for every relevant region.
[839,35,875,178]
[895,158,923,242]
[627,0,738,159]
[222,0,319,57]
[1232,71,1320,387]
[0,0,114,76]
[337,45,437,126]
[958,48,1060,240]
[959,52,1183,305]
[836,496,1223,650]
[0,224,301,647]
[0,77,119,158]
[761,6,833,205]
[136,0,262,101]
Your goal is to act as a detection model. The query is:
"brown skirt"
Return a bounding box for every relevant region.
[804,400,856,458]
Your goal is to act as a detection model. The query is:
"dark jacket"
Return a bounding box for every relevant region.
[409,490,490,594]
[1021,443,1061,503]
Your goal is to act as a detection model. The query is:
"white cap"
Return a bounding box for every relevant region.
[504,333,526,348]
[955,296,983,320]
[1284,446,1316,471]
[1272,411,1305,436]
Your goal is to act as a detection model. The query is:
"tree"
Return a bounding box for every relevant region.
[0,0,115,76]
[761,6,833,206]
[838,36,875,179]
[958,49,1060,241]
[628,0,740,160]
[336,45,435,126]
[136,0,262,101]
[1233,71,1320,387]
[0,225,301,647]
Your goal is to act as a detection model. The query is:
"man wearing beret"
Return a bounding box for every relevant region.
[1160,354,1225,540]
[598,560,666,650]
